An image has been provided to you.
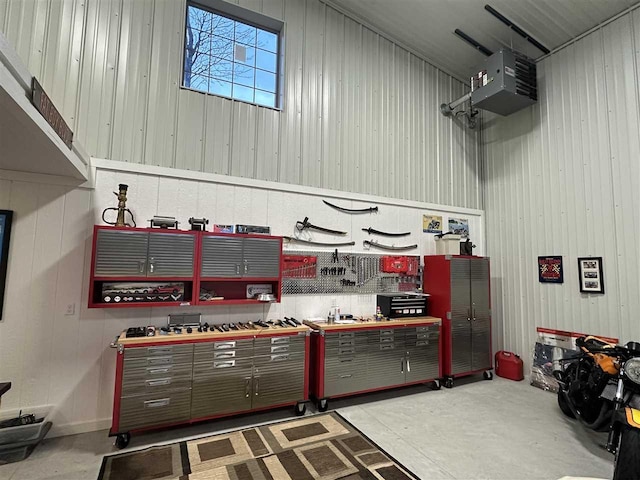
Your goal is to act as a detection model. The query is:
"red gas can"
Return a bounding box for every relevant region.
[495,351,524,381]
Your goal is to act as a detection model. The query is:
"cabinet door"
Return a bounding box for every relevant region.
[200,236,244,278]
[94,229,148,277]
[191,355,253,418]
[242,237,281,278]
[147,232,195,277]
[450,258,472,375]
[252,351,305,408]
[471,258,491,371]
[405,326,440,383]
[365,329,406,389]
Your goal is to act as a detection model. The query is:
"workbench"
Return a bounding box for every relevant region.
[110,325,310,448]
[304,317,441,411]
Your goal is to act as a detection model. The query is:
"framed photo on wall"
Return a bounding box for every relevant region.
[538,256,564,283]
[578,257,604,294]
[0,210,14,320]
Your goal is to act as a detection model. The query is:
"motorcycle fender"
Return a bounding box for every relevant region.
[617,407,640,429]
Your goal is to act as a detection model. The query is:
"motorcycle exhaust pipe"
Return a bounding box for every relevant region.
[559,389,612,430]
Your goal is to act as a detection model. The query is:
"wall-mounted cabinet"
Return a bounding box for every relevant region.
[89,226,282,308]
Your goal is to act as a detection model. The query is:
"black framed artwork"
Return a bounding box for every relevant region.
[0,210,13,320]
[538,256,563,283]
[578,257,604,294]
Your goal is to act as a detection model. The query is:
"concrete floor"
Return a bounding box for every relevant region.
[0,376,613,480]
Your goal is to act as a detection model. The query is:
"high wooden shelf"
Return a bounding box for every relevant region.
[89,226,283,308]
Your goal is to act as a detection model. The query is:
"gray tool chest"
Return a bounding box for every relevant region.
[307,318,441,412]
[110,329,309,448]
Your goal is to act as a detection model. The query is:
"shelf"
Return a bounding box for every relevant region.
[89,301,193,309]
[199,277,280,282]
[94,277,195,282]
[195,299,277,306]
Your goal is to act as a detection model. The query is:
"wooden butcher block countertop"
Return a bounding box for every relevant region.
[303,316,441,332]
[116,324,309,346]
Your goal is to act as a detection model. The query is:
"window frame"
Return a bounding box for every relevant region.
[182,0,284,111]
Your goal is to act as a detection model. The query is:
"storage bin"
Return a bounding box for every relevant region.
[0,422,51,464]
[0,406,51,445]
[435,235,461,255]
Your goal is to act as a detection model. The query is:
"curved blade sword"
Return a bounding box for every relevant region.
[323,200,378,214]
[284,236,356,247]
[363,240,417,251]
[362,227,411,237]
[295,217,347,235]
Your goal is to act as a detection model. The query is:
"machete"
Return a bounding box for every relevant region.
[284,236,356,247]
[295,217,347,235]
[362,227,411,237]
[323,200,378,214]
[363,240,417,251]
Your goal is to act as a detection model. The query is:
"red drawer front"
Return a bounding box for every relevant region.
[495,351,524,381]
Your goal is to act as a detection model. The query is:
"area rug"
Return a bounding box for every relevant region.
[97,412,419,480]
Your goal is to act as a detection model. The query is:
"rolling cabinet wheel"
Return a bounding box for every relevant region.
[483,371,493,380]
[115,432,131,449]
[295,402,307,416]
[431,379,441,390]
[444,377,454,389]
[318,398,329,412]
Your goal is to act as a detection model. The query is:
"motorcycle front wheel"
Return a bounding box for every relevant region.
[557,390,575,419]
[613,426,640,480]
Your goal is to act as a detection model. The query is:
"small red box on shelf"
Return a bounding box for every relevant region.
[495,351,524,381]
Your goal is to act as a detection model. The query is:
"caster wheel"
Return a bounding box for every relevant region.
[483,371,493,380]
[444,377,454,389]
[295,402,307,416]
[318,399,329,412]
[115,432,131,449]
[431,379,441,390]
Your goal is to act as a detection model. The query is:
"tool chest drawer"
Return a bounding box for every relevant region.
[124,344,194,359]
[253,336,305,356]
[119,389,192,431]
[121,374,193,397]
[324,331,368,347]
[122,362,193,385]
[124,353,194,370]
[194,339,254,361]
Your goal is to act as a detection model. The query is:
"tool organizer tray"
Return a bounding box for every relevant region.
[282,250,420,295]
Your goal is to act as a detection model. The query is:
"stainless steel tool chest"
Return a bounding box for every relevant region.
[110,326,310,448]
[305,317,441,411]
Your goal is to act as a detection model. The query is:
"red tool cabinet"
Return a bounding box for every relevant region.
[423,255,493,388]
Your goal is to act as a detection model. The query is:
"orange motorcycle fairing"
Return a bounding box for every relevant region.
[624,407,640,429]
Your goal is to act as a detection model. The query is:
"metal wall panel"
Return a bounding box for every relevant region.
[484,10,640,372]
[0,0,481,209]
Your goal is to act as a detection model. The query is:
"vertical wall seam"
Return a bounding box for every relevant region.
[141,0,156,166]
[108,0,125,160]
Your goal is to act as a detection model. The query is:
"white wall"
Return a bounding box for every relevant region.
[0,0,481,209]
[0,161,483,436]
[484,7,640,369]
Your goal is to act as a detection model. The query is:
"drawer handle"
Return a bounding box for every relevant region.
[215,342,236,349]
[214,360,236,368]
[148,367,171,374]
[338,333,354,339]
[144,398,170,408]
[339,358,354,363]
[416,340,429,346]
[339,348,355,355]
[271,337,290,344]
[381,345,394,350]
[339,374,353,379]
[271,354,289,362]
[245,377,251,398]
[146,378,171,387]
[407,358,411,373]
[380,337,394,343]
[339,340,354,346]
[380,330,393,335]
[148,346,172,354]
[271,346,289,353]
[214,351,236,358]
[255,377,259,396]
[148,357,172,365]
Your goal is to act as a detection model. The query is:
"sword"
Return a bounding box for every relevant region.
[284,236,356,247]
[362,227,410,237]
[363,240,417,251]
[295,217,347,235]
[323,200,378,214]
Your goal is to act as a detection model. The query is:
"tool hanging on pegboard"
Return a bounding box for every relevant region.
[282,249,421,296]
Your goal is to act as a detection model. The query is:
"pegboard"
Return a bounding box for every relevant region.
[282,250,421,295]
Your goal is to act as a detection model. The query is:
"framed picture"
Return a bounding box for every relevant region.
[0,210,14,320]
[578,257,604,294]
[538,256,563,283]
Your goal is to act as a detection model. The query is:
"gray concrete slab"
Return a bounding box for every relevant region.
[0,376,612,480]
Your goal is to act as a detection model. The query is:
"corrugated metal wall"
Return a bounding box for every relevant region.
[484,8,640,367]
[0,0,481,209]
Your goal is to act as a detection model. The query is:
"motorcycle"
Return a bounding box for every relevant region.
[555,336,640,480]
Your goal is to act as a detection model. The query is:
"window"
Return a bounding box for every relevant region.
[183,3,280,108]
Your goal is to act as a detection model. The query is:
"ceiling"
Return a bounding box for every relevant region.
[328,0,639,81]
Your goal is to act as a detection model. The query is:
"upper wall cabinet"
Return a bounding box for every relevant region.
[89,226,282,308]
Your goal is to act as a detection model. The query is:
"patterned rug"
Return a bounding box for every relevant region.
[98,412,418,480]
